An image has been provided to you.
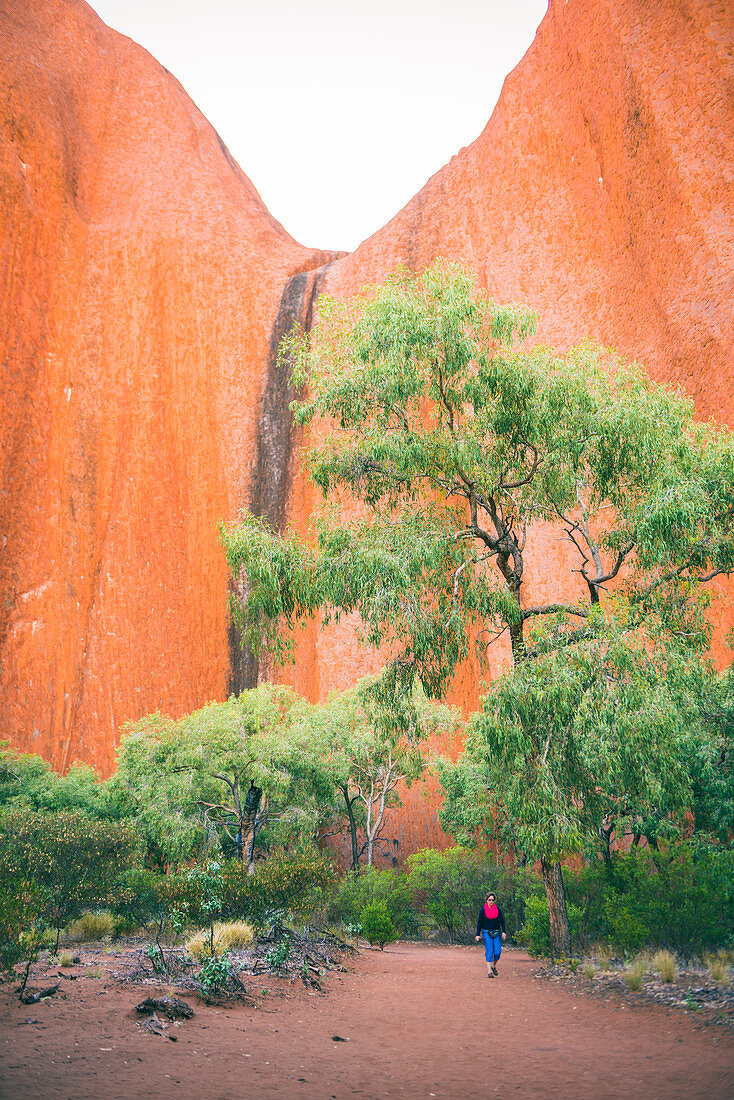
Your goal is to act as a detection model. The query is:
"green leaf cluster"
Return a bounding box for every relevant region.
[223,259,734,695]
[439,637,732,863]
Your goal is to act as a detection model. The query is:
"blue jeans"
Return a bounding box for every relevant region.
[482,931,502,962]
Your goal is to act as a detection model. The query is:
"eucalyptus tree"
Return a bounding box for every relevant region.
[437,635,731,955]
[310,680,463,870]
[222,261,734,951]
[112,685,335,871]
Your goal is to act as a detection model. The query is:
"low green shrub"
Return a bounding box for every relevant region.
[360,901,397,950]
[565,843,734,955]
[199,954,231,993]
[264,935,292,970]
[0,808,140,948]
[406,847,534,943]
[516,894,583,958]
[327,868,419,938]
[221,850,334,927]
[0,875,50,981]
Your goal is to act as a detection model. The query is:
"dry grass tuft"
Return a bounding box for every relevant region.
[624,958,646,991]
[652,950,676,983]
[582,963,596,979]
[186,921,255,960]
[59,951,75,967]
[67,910,115,942]
[591,944,612,972]
[704,953,731,986]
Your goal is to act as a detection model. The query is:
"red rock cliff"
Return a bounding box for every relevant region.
[285,0,734,700]
[1,0,732,807]
[0,0,335,774]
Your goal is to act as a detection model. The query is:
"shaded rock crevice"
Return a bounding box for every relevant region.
[227,258,339,696]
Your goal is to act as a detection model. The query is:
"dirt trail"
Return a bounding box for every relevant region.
[1,944,732,1099]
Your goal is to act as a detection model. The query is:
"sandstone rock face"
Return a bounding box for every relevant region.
[326,0,734,417]
[2,0,732,840]
[0,0,335,774]
[282,0,734,711]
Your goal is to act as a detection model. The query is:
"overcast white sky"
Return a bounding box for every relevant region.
[92,0,548,252]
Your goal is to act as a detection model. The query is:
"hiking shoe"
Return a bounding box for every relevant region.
[492,964,498,976]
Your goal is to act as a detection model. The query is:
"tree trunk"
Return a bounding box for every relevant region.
[599,818,613,865]
[497,548,525,665]
[340,785,360,872]
[509,619,526,664]
[240,782,264,874]
[540,858,571,959]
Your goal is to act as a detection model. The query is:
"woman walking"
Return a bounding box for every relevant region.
[475,891,506,977]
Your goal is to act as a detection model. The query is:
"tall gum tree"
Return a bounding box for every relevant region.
[307,680,463,870]
[222,262,734,954]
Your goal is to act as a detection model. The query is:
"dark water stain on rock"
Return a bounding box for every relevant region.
[228,261,335,695]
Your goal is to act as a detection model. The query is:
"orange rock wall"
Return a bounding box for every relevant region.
[0,0,333,774]
[283,0,734,702]
[2,0,732,859]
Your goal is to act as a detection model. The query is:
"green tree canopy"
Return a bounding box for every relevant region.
[221,260,734,953]
[0,744,111,819]
[223,261,733,687]
[111,685,336,869]
[306,679,463,869]
[439,638,731,858]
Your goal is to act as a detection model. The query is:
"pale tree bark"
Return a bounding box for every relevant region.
[352,748,402,868]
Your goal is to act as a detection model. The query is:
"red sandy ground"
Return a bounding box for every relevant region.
[1,944,732,1100]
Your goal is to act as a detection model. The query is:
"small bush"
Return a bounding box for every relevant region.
[0,871,52,988]
[360,901,397,950]
[601,898,647,954]
[652,950,676,983]
[328,868,420,938]
[59,951,75,967]
[67,910,115,942]
[199,954,231,993]
[516,894,582,958]
[582,963,596,979]
[264,936,292,970]
[406,848,534,944]
[221,850,334,927]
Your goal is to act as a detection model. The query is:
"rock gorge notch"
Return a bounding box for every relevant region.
[2,0,732,847]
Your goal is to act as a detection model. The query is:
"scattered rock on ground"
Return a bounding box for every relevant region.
[135,995,194,1020]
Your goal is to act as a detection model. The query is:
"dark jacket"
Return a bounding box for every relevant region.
[477,904,506,938]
